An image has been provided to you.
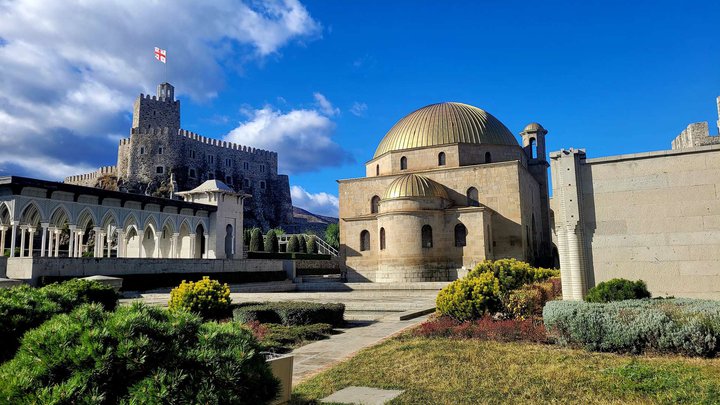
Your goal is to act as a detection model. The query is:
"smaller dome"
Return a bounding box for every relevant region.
[522,122,547,134]
[383,174,449,200]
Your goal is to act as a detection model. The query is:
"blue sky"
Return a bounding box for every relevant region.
[1,1,719,216]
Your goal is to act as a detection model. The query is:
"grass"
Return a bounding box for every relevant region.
[291,337,720,404]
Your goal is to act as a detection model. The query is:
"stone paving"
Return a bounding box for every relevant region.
[320,386,405,404]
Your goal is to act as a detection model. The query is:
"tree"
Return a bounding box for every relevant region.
[264,230,278,253]
[298,234,307,253]
[325,223,339,249]
[249,228,264,252]
[271,227,285,236]
[306,235,317,254]
[287,235,299,253]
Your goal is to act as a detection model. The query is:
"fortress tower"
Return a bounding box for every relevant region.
[66,83,294,230]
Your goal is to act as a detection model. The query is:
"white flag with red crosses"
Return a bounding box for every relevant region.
[154,47,166,63]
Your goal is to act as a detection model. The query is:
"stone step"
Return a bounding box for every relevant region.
[297,281,449,292]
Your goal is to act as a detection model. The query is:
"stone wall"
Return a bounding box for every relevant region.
[551,145,720,299]
[6,257,285,285]
[64,166,117,188]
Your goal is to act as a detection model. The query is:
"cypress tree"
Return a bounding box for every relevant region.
[265,230,278,253]
[250,228,264,252]
[298,234,307,253]
[287,235,299,253]
[306,235,317,254]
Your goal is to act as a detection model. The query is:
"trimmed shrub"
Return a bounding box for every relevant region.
[436,259,559,321]
[265,230,278,253]
[287,235,299,253]
[244,228,252,246]
[298,235,307,253]
[504,277,562,320]
[0,303,279,404]
[306,235,317,254]
[0,280,120,362]
[168,276,231,320]
[250,228,264,252]
[585,278,651,303]
[259,323,334,352]
[40,278,118,311]
[544,299,720,357]
[233,301,345,327]
[413,316,548,343]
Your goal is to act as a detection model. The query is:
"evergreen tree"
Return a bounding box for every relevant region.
[249,228,264,252]
[306,235,317,254]
[287,235,299,253]
[264,230,278,253]
[325,223,340,249]
[298,234,307,253]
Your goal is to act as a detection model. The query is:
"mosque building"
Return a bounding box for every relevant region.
[338,102,553,282]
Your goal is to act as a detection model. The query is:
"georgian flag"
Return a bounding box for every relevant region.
[154,47,167,63]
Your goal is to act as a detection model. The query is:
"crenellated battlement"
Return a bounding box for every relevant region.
[138,93,180,105]
[177,129,277,158]
[64,166,117,184]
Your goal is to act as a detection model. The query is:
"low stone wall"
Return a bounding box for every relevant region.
[6,258,286,286]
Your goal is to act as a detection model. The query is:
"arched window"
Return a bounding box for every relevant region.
[371,195,380,214]
[438,152,446,166]
[454,223,467,247]
[485,152,492,163]
[421,225,433,248]
[467,187,479,207]
[380,228,386,250]
[529,138,537,159]
[376,164,380,176]
[360,230,370,252]
[400,156,407,170]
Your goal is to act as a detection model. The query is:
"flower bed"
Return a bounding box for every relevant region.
[413,315,548,343]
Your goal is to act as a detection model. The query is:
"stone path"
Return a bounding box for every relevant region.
[320,386,404,404]
[291,314,430,385]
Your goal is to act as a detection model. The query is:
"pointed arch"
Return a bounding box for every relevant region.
[159,217,176,258]
[142,215,159,234]
[194,222,206,259]
[20,201,43,227]
[49,205,71,228]
[76,208,97,231]
[0,202,11,226]
[178,220,192,258]
[123,213,139,233]
[100,210,119,230]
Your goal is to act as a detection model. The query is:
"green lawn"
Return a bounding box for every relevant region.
[291,337,720,404]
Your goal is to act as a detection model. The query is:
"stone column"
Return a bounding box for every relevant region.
[171,233,179,259]
[76,232,84,257]
[190,234,196,258]
[54,230,60,257]
[47,227,54,257]
[0,226,6,257]
[117,230,125,258]
[203,234,209,259]
[98,231,106,258]
[9,222,18,258]
[154,236,160,259]
[138,230,145,258]
[28,227,35,258]
[40,223,49,257]
[68,225,76,258]
[92,227,101,257]
[107,232,112,258]
[19,227,26,258]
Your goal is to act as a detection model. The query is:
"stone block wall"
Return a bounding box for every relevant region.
[551,145,720,299]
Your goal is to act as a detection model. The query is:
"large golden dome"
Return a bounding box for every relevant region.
[374,102,517,158]
[383,174,449,200]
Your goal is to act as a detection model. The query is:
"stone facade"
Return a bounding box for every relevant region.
[65,83,293,230]
[339,103,552,282]
[671,97,720,149]
[551,96,720,299]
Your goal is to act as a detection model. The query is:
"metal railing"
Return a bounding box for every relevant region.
[277,234,338,257]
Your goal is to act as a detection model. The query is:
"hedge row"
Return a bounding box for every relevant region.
[0,279,118,362]
[544,299,720,357]
[233,301,345,327]
[0,303,279,404]
[246,252,331,260]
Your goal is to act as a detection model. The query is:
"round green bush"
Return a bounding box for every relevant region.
[0,303,279,404]
[250,228,264,252]
[265,230,278,253]
[168,276,231,320]
[40,278,118,311]
[585,278,651,303]
[436,272,501,321]
[287,235,299,253]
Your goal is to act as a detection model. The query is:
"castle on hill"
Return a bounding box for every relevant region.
[65,83,294,230]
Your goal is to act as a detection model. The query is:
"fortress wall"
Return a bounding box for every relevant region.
[551,145,720,299]
[64,166,117,187]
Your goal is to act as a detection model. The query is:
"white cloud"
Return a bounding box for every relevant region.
[350,102,368,117]
[313,92,340,117]
[291,185,339,217]
[0,0,321,180]
[225,101,353,173]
